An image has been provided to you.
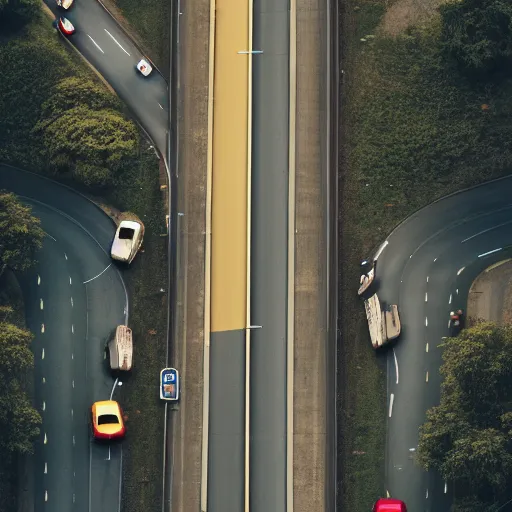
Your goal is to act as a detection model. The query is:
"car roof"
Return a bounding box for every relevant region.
[94,400,120,416]
[119,220,140,230]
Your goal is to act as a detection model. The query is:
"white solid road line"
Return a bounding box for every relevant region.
[478,247,502,258]
[388,393,395,417]
[374,240,389,260]
[110,377,119,400]
[87,34,104,54]
[104,29,130,56]
[83,264,111,284]
[392,348,399,384]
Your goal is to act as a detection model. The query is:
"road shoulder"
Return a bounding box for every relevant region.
[293,0,328,510]
[169,0,210,510]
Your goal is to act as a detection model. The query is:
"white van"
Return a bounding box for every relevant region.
[108,325,133,372]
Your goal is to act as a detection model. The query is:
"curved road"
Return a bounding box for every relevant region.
[47,0,169,154]
[374,176,512,511]
[0,167,127,512]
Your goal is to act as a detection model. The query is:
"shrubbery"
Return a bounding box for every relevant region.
[440,0,512,77]
[36,77,138,188]
[0,23,140,190]
[418,323,512,510]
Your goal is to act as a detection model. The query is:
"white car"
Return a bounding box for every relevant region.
[136,59,152,77]
[111,220,144,264]
[56,0,74,9]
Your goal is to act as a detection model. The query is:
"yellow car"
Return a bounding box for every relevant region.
[91,400,125,440]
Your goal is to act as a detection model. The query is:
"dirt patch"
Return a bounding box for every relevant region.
[467,259,512,325]
[379,0,446,36]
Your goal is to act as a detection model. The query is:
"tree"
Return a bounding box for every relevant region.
[418,323,512,508]
[35,77,139,189]
[0,322,40,455]
[0,0,40,26]
[439,0,512,76]
[0,191,44,274]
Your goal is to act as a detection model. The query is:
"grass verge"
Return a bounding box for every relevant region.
[0,13,168,512]
[339,1,512,510]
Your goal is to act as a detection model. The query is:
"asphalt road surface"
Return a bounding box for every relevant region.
[250,0,290,510]
[0,166,128,512]
[373,176,512,511]
[48,0,169,154]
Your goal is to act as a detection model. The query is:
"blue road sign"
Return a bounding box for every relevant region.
[160,368,179,401]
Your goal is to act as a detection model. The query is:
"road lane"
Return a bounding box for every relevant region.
[3,167,127,512]
[47,0,168,153]
[375,176,512,510]
[250,0,290,510]
[207,0,250,509]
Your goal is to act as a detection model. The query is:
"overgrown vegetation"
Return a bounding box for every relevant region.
[0,195,44,512]
[0,10,167,512]
[418,323,512,511]
[339,0,512,510]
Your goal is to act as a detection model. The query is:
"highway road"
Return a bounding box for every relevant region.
[0,166,128,512]
[373,176,512,511]
[250,0,290,510]
[47,0,169,154]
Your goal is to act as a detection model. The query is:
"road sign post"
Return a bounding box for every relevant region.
[160,368,179,401]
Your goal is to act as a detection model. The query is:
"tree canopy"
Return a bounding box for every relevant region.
[0,191,44,273]
[418,322,512,509]
[0,0,40,26]
[0,319,40,455]
[439,0,512,76]
[35,77,139,188]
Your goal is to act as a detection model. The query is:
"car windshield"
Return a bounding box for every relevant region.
[98,414,119,425]
[119,227,135,240]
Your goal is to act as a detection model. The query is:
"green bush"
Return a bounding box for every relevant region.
[440,0,512,76]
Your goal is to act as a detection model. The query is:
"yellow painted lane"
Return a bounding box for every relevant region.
[210,0,250,332]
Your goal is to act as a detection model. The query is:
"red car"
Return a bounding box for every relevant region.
[373,498,407,512]
[58,17,75,36]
